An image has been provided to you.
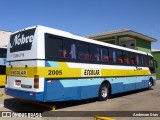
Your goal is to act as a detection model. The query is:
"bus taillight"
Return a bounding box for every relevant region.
[34,75,39,89]
[5,75,7,85]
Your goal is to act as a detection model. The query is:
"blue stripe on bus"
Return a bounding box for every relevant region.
[45,61,60,67]
[58,76,154,87]
[59,78,103,87]
[5,76,156,102]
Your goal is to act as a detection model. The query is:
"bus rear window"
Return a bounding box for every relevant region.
[0,48,7,58]
[0,66,6,75]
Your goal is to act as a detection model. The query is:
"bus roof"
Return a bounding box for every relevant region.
[13,25,152,56]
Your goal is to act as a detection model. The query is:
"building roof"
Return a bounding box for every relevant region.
[0,30,12,33]
[0,30,12,47]
[152,49,160,52]
[86,29,157,42]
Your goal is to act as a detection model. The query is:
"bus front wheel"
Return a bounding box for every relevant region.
[148,78,153,89]
[98,83,109,101]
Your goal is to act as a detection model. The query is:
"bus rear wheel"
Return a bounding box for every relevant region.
[98,83,109,101]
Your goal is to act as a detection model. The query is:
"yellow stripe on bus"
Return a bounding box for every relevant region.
[6,66,150,78]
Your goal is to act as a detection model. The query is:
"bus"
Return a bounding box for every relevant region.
[0,47,7,86]
[5,26,157,102]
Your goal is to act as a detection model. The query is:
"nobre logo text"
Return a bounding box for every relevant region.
[10,28,35,53]
[10,34,34,48]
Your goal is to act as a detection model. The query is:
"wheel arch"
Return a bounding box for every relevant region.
[100,80,112,96]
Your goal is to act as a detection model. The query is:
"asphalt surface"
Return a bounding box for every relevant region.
[0,80,160,120]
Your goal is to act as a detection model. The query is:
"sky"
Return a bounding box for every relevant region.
[0,0,160,49]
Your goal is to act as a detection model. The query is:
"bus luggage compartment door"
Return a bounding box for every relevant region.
[44,79,80,101]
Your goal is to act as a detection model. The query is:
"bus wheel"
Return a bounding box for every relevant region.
[148,79,153,89]
[98,83,109,101]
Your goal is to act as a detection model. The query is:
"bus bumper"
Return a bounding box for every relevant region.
[5,88,45,102]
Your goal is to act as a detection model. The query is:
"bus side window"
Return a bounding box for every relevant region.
[109,49,113,62]
[63,39,77,59]
[130,52,136,65]
[45,35,63,59]
[112,49,117,63]
[139,55,144,65]
[102,47,109,62]
[109,49,117,63]
[144,55,148,66]
[136,54,140,65]
[117,50,123,64]
[123,51,129,64]
[148,56,154,67]
[62,50,67,58]
[71,43,76,59]
[90,45,100,62]
[78,42,90,60]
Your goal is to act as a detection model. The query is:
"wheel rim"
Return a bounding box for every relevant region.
[149,80,152,87]
[101,86,108,98]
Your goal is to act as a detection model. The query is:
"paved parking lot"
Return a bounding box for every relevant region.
[0,80,160,120]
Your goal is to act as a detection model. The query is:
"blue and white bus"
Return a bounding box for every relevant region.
[0,47,7,86]
[5,26,157,102]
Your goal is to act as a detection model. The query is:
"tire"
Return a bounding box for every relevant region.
[148,79,153,89]
[98,83,109,101]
